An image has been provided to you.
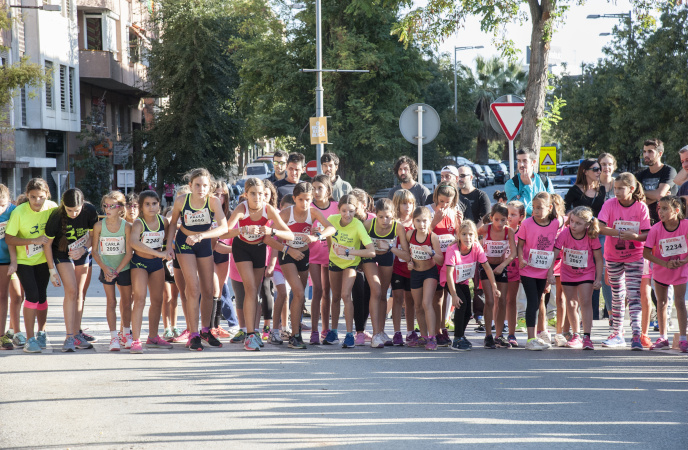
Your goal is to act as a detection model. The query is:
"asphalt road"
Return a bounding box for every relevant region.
[1,262,687,449]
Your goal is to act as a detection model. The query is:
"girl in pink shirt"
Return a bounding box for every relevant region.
[517,192,562,351]
[597,173,650,349]
[548,206,603,349]
[643,196,688,353]
[446,220,499,351]
[505,200,525,347]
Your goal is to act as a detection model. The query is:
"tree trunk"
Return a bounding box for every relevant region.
[476,135,489,164]
[522,0,554,169]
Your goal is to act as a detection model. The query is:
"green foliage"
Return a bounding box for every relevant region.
[73,112,113,204]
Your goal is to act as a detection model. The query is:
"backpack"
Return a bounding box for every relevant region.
[511,173,549,191]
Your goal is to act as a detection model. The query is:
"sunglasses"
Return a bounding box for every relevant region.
[273,161,287,167]
[458,174,471,178]
[102,204,124,210]
[587,167,601,172]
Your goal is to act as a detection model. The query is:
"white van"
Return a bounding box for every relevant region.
[422,169,438,192]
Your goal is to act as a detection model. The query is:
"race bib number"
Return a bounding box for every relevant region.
[614,220,640,235]
[660,236,687,258]
[142,231,164,249]
[485,240,508,258]
[563,248,588,268]
[332,242,355,260]
[372,238,395,252]
[68,232,89,251]
[410,244,431,261]
[437,234,455,253]
[455,263,475,283]
[26,243,43,258]
[528,249,554,269]
[241,229,264,241]
[184,209,211,226]
[288,233,309,249]
[0,221,6,240]
[100,236,125,256]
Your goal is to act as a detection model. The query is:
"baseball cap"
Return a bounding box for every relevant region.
[441,165,459,177]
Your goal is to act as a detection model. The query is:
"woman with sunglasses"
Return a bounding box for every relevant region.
[564,159,605,217]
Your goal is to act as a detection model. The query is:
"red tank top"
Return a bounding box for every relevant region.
[409,230,432,261]
[429,205,457,254]
[285,206,313,249]
[238,201,269,243]
[483,224,509,259]
[393,224,414,277]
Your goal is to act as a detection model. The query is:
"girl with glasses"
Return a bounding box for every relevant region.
[564,159,605,216]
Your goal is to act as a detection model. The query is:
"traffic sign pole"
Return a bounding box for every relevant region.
[417,104,424,184]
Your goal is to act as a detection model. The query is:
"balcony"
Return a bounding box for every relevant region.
[77,0,120,15]
[79,50,152,97]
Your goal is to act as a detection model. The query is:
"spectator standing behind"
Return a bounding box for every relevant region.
[164,183,175,208]
[599,153,617,201]
[505,149,554,217]
[274,152,306,204]
[674,146,688,202]
[387,156,432,206]
[439,165,459,184]
[635,138,676,225]
[320,152,352,201]
[457,166,490,223]
[564,159,605,216]
[266,150,289,184]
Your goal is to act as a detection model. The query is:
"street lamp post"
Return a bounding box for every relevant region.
[587,11,633,57]
[454,45,483,121]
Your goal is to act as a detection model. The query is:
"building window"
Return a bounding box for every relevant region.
[69,67,75,113]
[85,16,103,50]
[60,65,67,112]
[21,87,27,126]
[45,60,54,109]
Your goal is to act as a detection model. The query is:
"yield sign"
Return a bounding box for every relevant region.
[490,102,525,141]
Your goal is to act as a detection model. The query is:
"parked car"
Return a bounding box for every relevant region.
[422,169,438,192]
[373,188,392,201]
[253,156,275,174]
[482,165,496,185]
[549,163,579,189]
[486,162,507,184]
[242,162,270,180]
[469,163,487,188]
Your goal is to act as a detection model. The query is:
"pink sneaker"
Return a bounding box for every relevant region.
[130,339,143,354]
[321,328,330,340]
[425,336,437,351]
[355,332,366,346]
[146,335,173,349]
[679,340,688,353]
[123,333,133,349]
[392,331,404,346]
[173,329,190,343]
[406,333,420,347]
[567,335,583,349]
[364,331,373,343]
[650,338,670,350]
[406,331,418,343]
[582,335,595,350]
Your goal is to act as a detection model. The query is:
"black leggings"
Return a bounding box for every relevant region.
[521,276,548,328]
[260,277,274,321]
[16,263,50,307]
[452,283,472,338]
[353,271,370,333]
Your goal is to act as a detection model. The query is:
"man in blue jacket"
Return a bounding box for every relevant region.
[505,149,554,217]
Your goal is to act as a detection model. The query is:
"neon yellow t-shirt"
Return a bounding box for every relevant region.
[6,200,58,266]
[328,214,372,269]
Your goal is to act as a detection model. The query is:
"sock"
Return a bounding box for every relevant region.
[202,327,210,334]
[241,327,247,332]
[124,327,131,335]
[681,335,687,341]
[331,329,337,334]
[660,334,667,340]
[111,331,118,339]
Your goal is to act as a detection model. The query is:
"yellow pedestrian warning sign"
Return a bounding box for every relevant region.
[540,147,557,173]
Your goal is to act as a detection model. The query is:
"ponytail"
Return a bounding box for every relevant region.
[57,189,85,252]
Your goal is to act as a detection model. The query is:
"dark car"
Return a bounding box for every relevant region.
[468,163,487,188]
[488,162,508,184]
[482,165,496,185]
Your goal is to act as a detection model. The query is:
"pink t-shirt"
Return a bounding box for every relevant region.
[598,198,650,262]
[309,200,340,265]
[644,219,688,285]
[554,226,602,282]
[444,242,487,285]
[517,216,561,279]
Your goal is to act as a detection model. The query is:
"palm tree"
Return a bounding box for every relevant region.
[461,56,527,164]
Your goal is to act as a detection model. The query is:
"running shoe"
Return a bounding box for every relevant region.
[0,334,14,350]
[74,333,93,350]
[567,335,583,349]
[341,332,355,348]
[323,329,339,345]
[382,332,393,346]
[147,335,173,349]
[650,320,659,332]
[12,331,26,347]
[445,320,455,332]
[354,332,365,345]
[601,332,626,348]
[23,337,41,353]
[516,318,526,333]
[679,340,688,353]
[288,334,307,349]
[640,333,652,348]
[130,339,143,354]
[554,334,568,347]
[163,328,174,341]
[213,327,232,339]
[538,331,552,345]
[189,335,204,351]
[301,322,312,331]
[451,337,468,351]
[495,335,512,349]
[309,331,320,345]
[172,329,189,343]
[79,330,97,342]
[261,326,270,341]
[230,330,247,344]
[474,323,485,332]
[507,335,519,348]
[392,331,404,346]
[123,332,133,349]
[406,330,418,343]
[364,331,373,343]
[321,328,330,340]
[563,331,573,341]
[484,335,496,349]
[108,336,121,352]
[416,336,428,348]
[200,330,223,347]
[631,334,643,351]
[582,335,595,350]
[525,338,549,351]
[406,333,420,347]
[36,331,47,349]
[650,338,670,350]
[269,329,283,345]
[441,328,451,343]
[62,337,76,353]
[425,336,438,351]
[172,327,182,339]
[371,333,385,349]
[547,317,557,328]
[436,333,451,347]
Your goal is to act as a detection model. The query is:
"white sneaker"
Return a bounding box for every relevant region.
[109,336,121,352]
[554,334,568,347]
[381,332,393,346]
[227,326,240,338]
[602,332,626,347]
[525,338,550,351]
[538,331,552,345]
[124,333,133,349]
[371,333,385,349]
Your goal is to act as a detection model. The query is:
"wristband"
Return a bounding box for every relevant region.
[271,228,276,237]
[315,232,322,241]
[345,248,350,257]
[431,250,436,257]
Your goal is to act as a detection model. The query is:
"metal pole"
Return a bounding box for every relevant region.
[508,140,515,179]
[315,0,324,175]
[416,104,424,184]
[454,48,457,122]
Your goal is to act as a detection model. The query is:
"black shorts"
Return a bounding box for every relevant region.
[278,248,310,272]
[361,251,394,267]
[175,229,213,258]
[54,252,91,267]
[214,250,229,264]
[391,272,411,292]
[131,254,164,274]
[480,262,508,283]
[328,260,354,273]
[99,268,132,286]
[232,238,266,269]
[561,279,594,286]
[410,266,439,290]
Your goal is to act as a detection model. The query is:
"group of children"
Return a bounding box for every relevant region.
[1,168,687,354]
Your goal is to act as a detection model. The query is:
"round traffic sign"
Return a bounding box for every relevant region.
[399,103,441,145]
[489,94,524,138]
[305,160,318,178]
